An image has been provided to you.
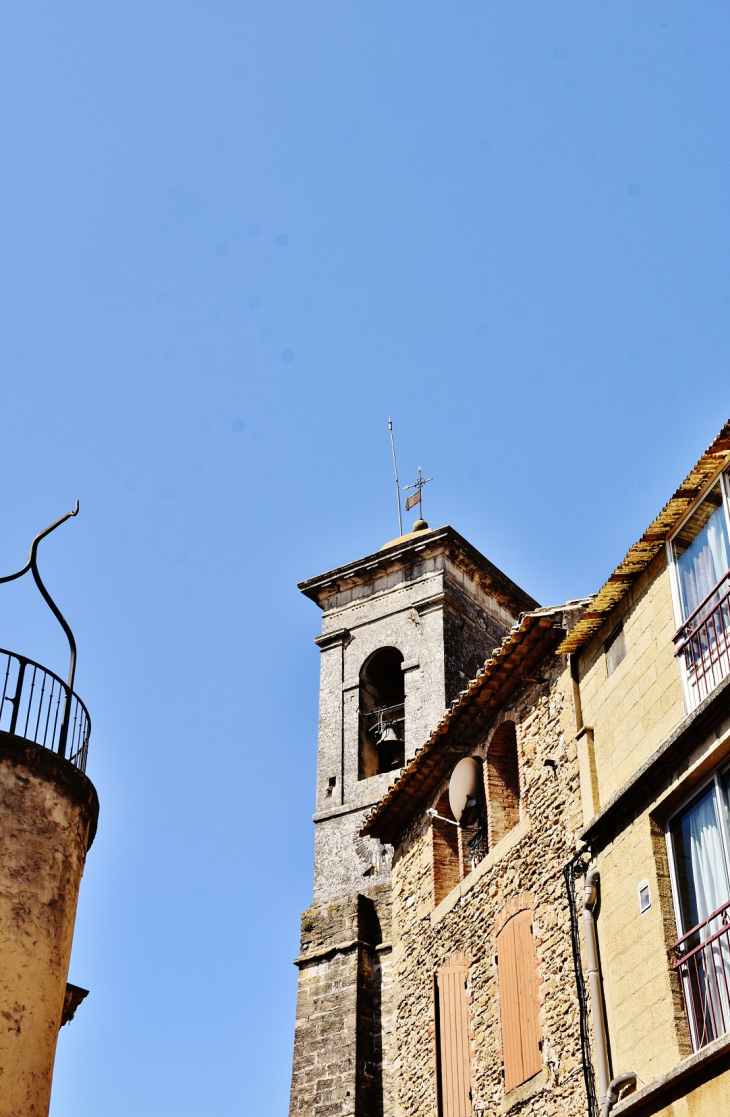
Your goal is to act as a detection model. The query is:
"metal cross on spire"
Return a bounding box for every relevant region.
[404,466,432,518]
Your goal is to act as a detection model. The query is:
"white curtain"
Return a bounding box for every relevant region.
[679,501,730,618]
[680,787,730,1046]
[685,788,730,925]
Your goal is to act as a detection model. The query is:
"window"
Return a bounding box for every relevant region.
[435,952,473,1117]
[605,623,626,676]
[670,472,730,706]
[358,648,405,779]
[487,723,521,847]
[672,478,730,623]
[432,790,461,906]
[667,767,730,1049]
[496,906,542,1093]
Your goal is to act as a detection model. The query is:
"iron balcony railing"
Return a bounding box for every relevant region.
[0,649,90,773]
[674,570,730,707]
[466,823,488,870]
[671,896,730,1051]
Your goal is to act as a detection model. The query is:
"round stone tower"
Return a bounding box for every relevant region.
[0,506,98,1116]
[0,730,97,1116]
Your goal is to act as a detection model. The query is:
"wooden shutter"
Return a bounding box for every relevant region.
[496,910,542,1093]
[436,952,472,1117]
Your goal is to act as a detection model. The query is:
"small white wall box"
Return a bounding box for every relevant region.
[638,880,651,914]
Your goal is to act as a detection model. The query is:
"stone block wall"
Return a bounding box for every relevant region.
[578,551,685,807]
[290,886,394,1117]
[388,661,590,1117]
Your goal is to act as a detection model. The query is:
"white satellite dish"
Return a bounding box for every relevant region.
[448,757,482,827]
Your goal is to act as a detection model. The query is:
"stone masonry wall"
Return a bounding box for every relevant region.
[389,660,590,1117]
[290,885,394,1117]
[294,534,529,1117]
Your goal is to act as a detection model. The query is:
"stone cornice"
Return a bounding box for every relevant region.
[313,627,351,651]
[298,525,538,619]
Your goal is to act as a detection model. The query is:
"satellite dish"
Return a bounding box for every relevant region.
[448,757,482,827]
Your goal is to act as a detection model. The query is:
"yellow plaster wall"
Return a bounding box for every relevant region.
[596,815,688,1089]
[579,552,685,809]
[617,1068,730,1117]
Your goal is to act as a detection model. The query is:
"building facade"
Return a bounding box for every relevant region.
[291,419,730,1117]
[290,525,537,1117]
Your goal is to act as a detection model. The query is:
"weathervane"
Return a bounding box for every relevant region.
[404,466,432,522]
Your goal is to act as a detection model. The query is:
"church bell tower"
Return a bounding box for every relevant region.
[289,520,537,1117]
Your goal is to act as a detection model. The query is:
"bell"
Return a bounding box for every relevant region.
[377,724,400,747]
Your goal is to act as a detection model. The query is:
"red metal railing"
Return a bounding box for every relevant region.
[671,896,730,1051]
[674,571,730,707]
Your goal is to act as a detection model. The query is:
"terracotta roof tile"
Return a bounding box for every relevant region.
[361,604,572,844]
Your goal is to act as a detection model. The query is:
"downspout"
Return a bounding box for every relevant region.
[563,853,598,1117]
[583,869,610,1110]
[601,1072,637,1117]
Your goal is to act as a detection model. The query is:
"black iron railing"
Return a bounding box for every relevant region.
[467,824,489,869]
[675,571,730,707]
[671,896,730,1051]
[0,649,90,773]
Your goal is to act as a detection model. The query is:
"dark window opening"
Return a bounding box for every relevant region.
[487,722,520,847]
[606,623,627,676]
[358,647,405,779]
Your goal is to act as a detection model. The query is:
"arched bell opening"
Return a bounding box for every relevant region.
[358,647,405,779]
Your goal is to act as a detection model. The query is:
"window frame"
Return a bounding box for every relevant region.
[665,466,730,711]
[665,761,730,1050]
[664,760,730,941]
[605,622,627,676]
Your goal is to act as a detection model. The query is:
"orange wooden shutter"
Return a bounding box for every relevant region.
[496,910,542,1093]
[436,952,472,1117]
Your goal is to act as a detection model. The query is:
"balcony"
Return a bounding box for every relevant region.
[0,649,90,773]
[671,896,730,1051]
[675,570,730,708]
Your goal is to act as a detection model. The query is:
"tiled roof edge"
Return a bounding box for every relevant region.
[557,420,730,656]
[361,603,571,838]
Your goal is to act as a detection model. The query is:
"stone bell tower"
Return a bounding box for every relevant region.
[289,520,537,1117]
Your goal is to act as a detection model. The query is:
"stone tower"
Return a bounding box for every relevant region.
[0,508,98,1116]
[289,522,537,1117]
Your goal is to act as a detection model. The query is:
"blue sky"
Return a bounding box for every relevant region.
[0,2,728,1113]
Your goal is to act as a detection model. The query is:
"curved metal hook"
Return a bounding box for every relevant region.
[0,502,80,691]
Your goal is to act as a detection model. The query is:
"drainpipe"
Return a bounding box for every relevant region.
[601,1072,637,1117]
[583,869,610,1110]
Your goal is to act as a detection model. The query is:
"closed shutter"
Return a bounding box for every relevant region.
[496,910,542,1093]
[436,952,472,1117]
